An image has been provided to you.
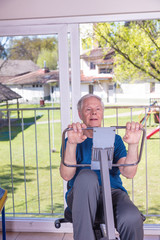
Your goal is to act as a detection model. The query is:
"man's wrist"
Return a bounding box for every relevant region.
[67,141,77,147]
[128,143,139,147]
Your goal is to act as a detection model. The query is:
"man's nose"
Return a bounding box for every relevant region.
[91,109,97,114]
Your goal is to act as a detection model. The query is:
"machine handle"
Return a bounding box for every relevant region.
[61,126,146,168]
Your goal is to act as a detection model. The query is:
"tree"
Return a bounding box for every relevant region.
[8,36,58,64]
[0,37,10,70]
[93,20,160,82]
[37,48,58,70]
[0,38,9,59]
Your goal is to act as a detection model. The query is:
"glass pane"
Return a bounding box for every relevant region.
[0,34,64,218]
[79,20,160,224]
[80,20,160,105]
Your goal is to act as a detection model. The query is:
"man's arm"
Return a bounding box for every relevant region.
[60,141,77,181]
[117,144,139,179]
[60,122,87,181]
[118,121,142,179]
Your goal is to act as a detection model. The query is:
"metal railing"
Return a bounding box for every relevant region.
[103,105,160,220]
[0,105,160,221]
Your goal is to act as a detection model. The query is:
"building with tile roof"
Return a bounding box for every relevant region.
[0,59,40,82]
[0,49,115,103]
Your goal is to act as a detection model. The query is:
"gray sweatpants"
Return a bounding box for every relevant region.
[67,169,144,240]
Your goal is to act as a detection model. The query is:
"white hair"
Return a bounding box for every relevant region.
[77,94,104,113]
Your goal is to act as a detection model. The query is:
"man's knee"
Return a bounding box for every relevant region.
[113,190,143,235]
[74,169,99,192]
[117,206,143,237]
[75,169,98,184]
[123,209,143,227]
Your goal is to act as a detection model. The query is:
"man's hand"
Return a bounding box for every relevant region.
[123,122,142,145]
[118,121,143,179]
[60,122,87,181]
[67,122,87,144]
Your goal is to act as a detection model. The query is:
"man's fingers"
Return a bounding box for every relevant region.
[76,122,83,133]
[72,123,78,132]
[81,123,87,129]
[126,121,142,131]
[126,122,131,130]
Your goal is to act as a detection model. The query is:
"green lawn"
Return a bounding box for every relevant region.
[0,104,160,224]
[0,104,63,217]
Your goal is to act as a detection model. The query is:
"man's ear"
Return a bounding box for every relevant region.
[78,111,82,120]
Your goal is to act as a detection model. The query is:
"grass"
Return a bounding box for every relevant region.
[0,103,64,217]
[104,107,160,224]
[0,104,160,224]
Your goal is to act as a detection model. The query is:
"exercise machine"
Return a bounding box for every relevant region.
[55,126,145,240]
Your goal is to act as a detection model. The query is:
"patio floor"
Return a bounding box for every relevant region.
[0,232,73,240]
[0,230,160,240]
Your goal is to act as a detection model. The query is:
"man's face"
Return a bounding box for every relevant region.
[79,97,104,127]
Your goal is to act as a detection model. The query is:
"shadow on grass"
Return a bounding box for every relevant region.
[0,163,58,194]
[0,115,43,141]
[146,204,160,215]
[6,202,64,217]
[0,164,34,193]
[47,202,64,215]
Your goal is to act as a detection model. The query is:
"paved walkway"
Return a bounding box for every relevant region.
[21,110,144,126]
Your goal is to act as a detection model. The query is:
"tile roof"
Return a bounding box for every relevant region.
[0,48,114,86]
[80,48,114,61]
[1,68,112,86]
[80,70,112,82]
[0,60,39,77]
[0,83,22,102]
[3,69,59,85]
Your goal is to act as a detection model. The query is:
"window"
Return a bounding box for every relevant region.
[90,62,96,69]
[99,67,112,74]
[106,68,112,73]
[150,82,155,93]
[108,84,114,90]
[99,68,107,74]
[89,84,94,94]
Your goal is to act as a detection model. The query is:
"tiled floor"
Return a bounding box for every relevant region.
[1,232,160,240]
[0,232,73,240]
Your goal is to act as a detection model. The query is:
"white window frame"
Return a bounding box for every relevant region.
[0,12,160,232]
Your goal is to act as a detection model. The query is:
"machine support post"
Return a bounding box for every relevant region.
[100,149,116,240]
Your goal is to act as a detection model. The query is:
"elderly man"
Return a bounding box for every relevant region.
[60,94,144,240]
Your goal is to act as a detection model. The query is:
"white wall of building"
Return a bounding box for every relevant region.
[9,81,160,105]
[81,84,89,96]
[155,83,160,95]
[81,59,99,76]
[11,86,45,103]
[120,83,150,97]
[44,84,50,99]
